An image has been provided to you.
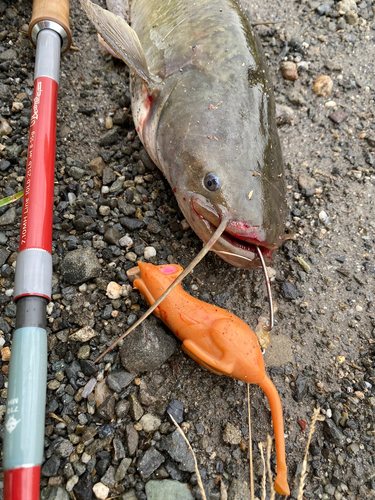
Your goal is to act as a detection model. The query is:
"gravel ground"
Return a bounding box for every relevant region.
[0,0,375,499]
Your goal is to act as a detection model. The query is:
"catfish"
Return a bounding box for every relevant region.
[81,0,287,269]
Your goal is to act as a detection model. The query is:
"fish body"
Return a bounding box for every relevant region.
[82,0,287,269]
[133,261,290,496]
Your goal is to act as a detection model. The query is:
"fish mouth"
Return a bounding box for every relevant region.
[190,195,276,269]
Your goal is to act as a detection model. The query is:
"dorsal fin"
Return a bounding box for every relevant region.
[81,0,159,88]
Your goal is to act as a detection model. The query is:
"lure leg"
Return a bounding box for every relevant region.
[182,339,235,375]
[257,375,290,496]
[133,279,161,319]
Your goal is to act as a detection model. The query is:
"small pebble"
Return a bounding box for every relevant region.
[106,281,122,299]
[66,475,79,492]
[313,75,333,96]
[69,326,97,342]
[12,102,23,112]
[280,61,298,81]
[93,482,109,500]
[82,378,97,398]
[144,246,157,260]
[119,235,133,248]
[222,422,242,445]
[77,345,91,360]
[125,252,138,262]
[319,210,329,225]
[1,347,10,361]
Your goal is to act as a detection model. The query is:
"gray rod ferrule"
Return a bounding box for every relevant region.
[34,28,61,84]
[14,249,52,301]
[31,20,69,53]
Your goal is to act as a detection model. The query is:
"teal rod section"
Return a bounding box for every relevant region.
[3,327,47,470]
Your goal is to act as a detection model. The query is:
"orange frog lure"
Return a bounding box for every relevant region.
[133,261,290,496]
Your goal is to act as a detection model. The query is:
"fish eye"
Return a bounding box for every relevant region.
[204,173,220,192]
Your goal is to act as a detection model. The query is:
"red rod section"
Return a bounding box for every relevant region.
[4,466,41,500]
[19,76,58,254]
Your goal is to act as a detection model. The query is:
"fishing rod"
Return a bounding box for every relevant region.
[3,1,71,498]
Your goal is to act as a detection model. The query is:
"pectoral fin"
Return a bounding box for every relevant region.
[81,0,158,88]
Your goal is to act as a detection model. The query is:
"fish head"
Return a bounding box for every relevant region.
[156,71,287,270]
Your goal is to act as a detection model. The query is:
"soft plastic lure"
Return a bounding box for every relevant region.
[133,261,290,496]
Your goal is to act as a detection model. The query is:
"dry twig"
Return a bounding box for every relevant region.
[297,407,321,500]
[266,435,276,500]
[258,442,267,500]
[247,384,254,500]
[168,412,207,500]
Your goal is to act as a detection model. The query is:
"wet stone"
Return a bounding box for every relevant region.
[113,437,126,461]
[97,394,116,420]
[0,207,16,226]
[115,457,132,482]
[222,423,242,445]
[129,393,144,421]
[298,174,316,196]
[98,424,114,439]
[126,423,139,456]
[77,345,90,360]
[60,248,101,285]
[73,471,93,500]
[88,157,106,176]
[85,436,113,457]
[228,479,251,500]
[323,418,346,446]
[74,216,94,231]
[120,316,176,372]
[167,400,184,424]
[281,282,298,300]
[96,458,110,477]
[120,217,145,231]
[70,166,85,180]
[139,413,162,433]
[0,248,10,266]
[41,455,61,477]
[115,399,130,418]
[160,430,195,473]
[80,360,97,377]
[98,127,119,147]
[106,371,135,393]
[92,482,109,500]
[145,480,194,500]
[118,199,136,216]
[0,48,17,61]
[41,486,70,500]
[329,109,348,124]
[104,227,121,246]
[163,460,185,481]
[78,106,96,116]
[292,375,308,402]
[101,465,116,489]
[53,439,74,458]
[137,446,165,479]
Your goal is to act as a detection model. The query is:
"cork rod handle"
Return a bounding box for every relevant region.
[29,0,72,53]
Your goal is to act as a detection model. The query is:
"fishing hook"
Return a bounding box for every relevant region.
[256,246,274,332]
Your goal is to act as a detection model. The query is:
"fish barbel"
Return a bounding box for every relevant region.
[82,0,287,269]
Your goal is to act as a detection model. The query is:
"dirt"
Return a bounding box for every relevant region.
[0,0,375,499]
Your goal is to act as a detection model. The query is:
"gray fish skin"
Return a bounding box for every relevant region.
[83,0,287,269]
